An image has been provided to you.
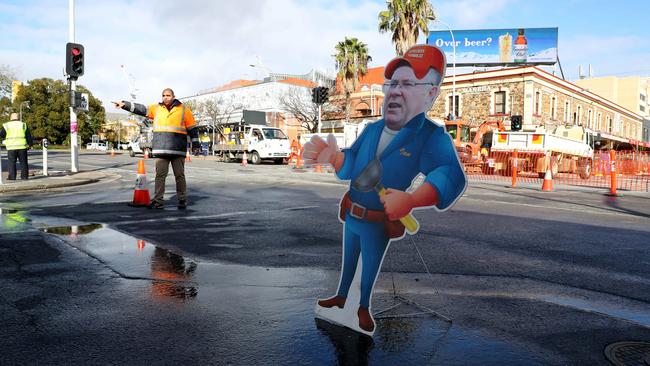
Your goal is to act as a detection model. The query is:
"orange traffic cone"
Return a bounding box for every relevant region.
[314,164,323,173]
[129,160,151,206]
[111,147,115,157]
[541,168,553,192]
[144,149,149,159]
[186,149,191,162]
[241,151,248,167]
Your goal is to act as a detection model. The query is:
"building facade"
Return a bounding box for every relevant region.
[181,78,318,141]
[429,67,646,149]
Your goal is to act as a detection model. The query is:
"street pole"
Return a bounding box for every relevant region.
[317,104,322,134]
[19,101,29,121]
[0,146,3,185]
[69,0,79,172]
[433,19,456,119]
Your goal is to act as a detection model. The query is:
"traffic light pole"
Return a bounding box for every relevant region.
[317,104,322,134]
[69,0,79,172]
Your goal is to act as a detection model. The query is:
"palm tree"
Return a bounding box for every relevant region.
[334,37,372,122]
[378,0,435,56]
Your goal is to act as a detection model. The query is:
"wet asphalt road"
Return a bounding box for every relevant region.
[2,150,650,365]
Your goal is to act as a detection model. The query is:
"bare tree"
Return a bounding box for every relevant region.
[278,87,345,133]
[279,88,319,132]
[193,97,243,144]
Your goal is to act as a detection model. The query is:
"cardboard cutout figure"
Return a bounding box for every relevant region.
[304,44,467,337]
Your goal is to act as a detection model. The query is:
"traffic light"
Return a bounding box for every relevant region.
[311,87,329,105]
[66,42,84,79]
[511,115,522,131]
[318,87,329,104]
[311,87,318,103]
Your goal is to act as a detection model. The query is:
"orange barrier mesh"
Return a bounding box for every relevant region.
[464,150,650,192]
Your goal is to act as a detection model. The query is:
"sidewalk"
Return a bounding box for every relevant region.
[0,170,110,193]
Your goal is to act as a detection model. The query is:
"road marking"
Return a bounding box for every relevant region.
[462,196,637,218]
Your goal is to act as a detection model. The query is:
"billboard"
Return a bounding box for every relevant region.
[427,27,558,66]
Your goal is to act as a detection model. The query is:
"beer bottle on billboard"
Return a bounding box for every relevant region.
[514,28,528,63]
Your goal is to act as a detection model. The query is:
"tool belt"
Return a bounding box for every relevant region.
[339,191,405,239]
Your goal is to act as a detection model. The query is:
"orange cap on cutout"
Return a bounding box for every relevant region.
[384,44,446,79]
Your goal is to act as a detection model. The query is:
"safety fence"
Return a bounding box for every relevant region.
[463,150,650,192]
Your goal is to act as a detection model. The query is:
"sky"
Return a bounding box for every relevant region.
[1,0,649,112]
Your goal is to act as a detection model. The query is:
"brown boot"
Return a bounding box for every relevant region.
[317,295,346,309]
[357,306,375,332]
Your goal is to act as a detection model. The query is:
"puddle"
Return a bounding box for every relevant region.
[32,220,632,364]
[32,222,552,364]
[40,223,104,235]
[1,208,32,232]
[40,223,198,300]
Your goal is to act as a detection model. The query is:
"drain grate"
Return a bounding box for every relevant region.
[605,341,650,366]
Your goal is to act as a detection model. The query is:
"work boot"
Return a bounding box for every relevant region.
[317,295,346,309]
[147,201,164,209]
[357,306,375,332]
[178,200,187,210]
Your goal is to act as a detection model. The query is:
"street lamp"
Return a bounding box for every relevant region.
[19,101,30,121]
[429,17,456,120]
[249,60,273,81]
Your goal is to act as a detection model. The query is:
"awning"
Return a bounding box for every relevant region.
[598,132,628,143]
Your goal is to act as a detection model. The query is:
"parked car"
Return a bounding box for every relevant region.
[86,142,108,151]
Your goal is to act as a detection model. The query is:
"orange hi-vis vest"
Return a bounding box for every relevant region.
[146,102,198,157]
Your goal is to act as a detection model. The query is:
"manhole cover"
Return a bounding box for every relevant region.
[605,341,650,366]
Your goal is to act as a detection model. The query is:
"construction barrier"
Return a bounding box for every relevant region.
[464,150,650,192]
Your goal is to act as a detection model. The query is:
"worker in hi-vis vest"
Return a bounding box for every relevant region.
[113,88,199,209]
[1,112,33,180]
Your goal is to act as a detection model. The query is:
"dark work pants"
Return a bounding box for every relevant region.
[153,156,186,204]
[7,149,29,180]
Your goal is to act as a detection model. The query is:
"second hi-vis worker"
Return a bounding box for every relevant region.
[113,88,199,209]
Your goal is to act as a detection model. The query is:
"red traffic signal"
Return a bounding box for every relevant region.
[66,42,84,79]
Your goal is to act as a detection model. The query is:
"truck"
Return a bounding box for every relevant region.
[213,122,291,164]
[490,125,595,179]
[127,124,153,157]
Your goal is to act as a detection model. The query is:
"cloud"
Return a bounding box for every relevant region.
[1,0,400,110]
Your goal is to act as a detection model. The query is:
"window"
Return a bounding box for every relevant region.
[641,93,646,102]
[534,91,541,115]
[606,116,612,133]
[262,128,288,140]
[446,125,457,139]
[448,95,460,118]
[550,96,557,119]
[495,91,506,114]
[587,109,593,129]
[460,125,471,143]
[576,105,582,125]
[597,112,602,131]
[564,101,570,123]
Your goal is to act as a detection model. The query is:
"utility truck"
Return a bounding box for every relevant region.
[213,122,291,164]
[490,125,595,179]
[127,122,153,157]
